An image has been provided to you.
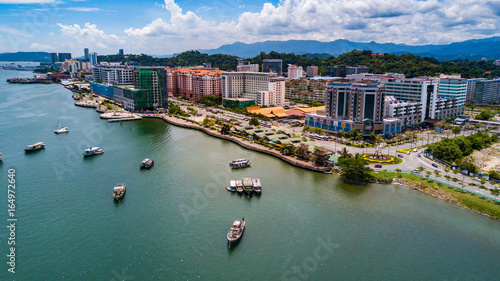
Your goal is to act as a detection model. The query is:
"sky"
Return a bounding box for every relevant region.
[0,0,499,57]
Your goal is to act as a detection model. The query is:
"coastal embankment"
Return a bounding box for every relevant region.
[142,114,332,173]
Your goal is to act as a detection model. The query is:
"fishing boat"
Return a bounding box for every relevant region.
[54,127,69,134]
[229,158,251,169]
[235,180,244,193]
[229,180,236,192]
[25,142,45,152]
[227,217,245,246]
[242,177,253,195]
[82,147,104,157]
[252,178,262,194]
[112,183,126,200]
[140,158,154,169]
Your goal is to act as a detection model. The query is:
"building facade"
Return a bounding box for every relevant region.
[58,53,72,62]
[222,72,285,106]
[438,78,467,107]
[90,52,98,66]
[285,78,326,103]
[262,59,283,76]
[466,78,487,102]
[287,65,303,79]
[166,68,224,102]
[92,63,135,85]
[306,66,318,77]
[237,60,259,72]
[474,79,500,104]
[84,48,89,61]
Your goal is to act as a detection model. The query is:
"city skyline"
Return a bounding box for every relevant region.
[0,0,499,56]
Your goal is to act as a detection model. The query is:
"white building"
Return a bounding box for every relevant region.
[287,64,303,79]
[222,72,285,106]
[92,63,135,85]
[438,77,467,107]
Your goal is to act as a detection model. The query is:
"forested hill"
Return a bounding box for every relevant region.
[98,50,500,79]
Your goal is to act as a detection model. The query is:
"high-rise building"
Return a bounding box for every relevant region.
[466,78,487,102]
[58,53,72,62]
[287,65,303,79]
[166,68,225,102]
[325,65,369,77]
[50,53,58,67]
[222,72,285,106]
[474,79,500,104]
[438,77,467,107]
[84,48,89,61]
[92,63,135,84]
[119,49,124,56]
[237,60,259,72]
[89,52,98,66]
[306,65,318,77]
[262,59,282,76]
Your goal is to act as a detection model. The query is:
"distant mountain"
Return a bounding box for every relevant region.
[198,37,500,61]
[0,52,52,62]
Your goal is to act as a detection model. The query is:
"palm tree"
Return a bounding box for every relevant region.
[353,153,363,160]
[337,147,352,159]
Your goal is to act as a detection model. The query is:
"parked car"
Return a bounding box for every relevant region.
[418,154,421,157]
[406,151,410,155]
[413,149,418,152]
[374,164,382,168]
[397,154,403,158]
[432,163,438,168]
[411,169,420,174]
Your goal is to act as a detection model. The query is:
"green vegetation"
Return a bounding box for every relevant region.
[249,117,260,126]
[371,171,500,220]
[474,110,494,121]
[338,157,373,183]
[98,50,500,79]
[199,95,222,107]
[428,131,497,172]
[168,102,188,116]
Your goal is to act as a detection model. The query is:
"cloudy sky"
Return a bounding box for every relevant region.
[0,0,498,56]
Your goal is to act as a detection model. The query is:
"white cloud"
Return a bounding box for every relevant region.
[64,7,101,12]
[30,42,51,50]
[0,0,55,3]
[57,22,124,51]
[122,0,499,54]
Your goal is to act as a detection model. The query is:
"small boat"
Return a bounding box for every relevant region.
[242,177,253,195]
[235,180,244,193]
[113,183,126,200]
[54,127,69,134]
[227,217,245,246]
[0,152,2,161]
[82,147,104,157]
[252,178,261,193]
[229,158,251,169]
[25,142,45,152]
[225,186,231,191]
[140,158,154,169]
[229,180,236,192]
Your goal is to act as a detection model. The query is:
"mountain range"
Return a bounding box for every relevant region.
[198,37,500,61]
[1,37,499,62]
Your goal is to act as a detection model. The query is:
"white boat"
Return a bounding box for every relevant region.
[229,180,236,192]
[227,218,245,246]
[83,147,104,157]
[113,183,126,200]
[25,142,45,152]
[229,158,251,169]
[252,178,261,193]
[54,127,69,134]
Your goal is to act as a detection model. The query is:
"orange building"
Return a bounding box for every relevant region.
[166,68,225,101]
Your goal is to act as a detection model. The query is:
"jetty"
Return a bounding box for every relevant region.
[108,117,143,122]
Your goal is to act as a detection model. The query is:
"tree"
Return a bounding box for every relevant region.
[434,170,441,177]
[249,117,260,126]
[294,143,310,160]
[417,166,425,172]
[302,125,311,133]
[337,147,352,159]
[220,123,231,135]
[338,158,373,183]
[491,188,500,196]
[451,126,461,136]
[425,171,432,177]
[489,170,500,180]
[475,110,492,121]
[312,147,330,166]
[280,143,296,156]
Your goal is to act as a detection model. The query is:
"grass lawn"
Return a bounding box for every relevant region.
[372,171,500,220]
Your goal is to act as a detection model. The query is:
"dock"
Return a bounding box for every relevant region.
[107,117,143,122]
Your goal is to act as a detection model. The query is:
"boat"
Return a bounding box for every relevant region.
[229,158,251,169]
[235,180,244,193]
[82,147,104,157]
[25,142,45,152]
[140,158,154,169]
[227,217,245,246]
[229,180,236,192]
[242,177,253,195]
[252,178,262,193]
[54,127,69,134]
[0,152,2,161]
[112,183,126,200]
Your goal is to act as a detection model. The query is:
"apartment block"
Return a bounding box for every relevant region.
[92,63,135,84]
[474,79,500,104]
[222,72,285,106]
[466,78,487,102]
[166,68,225,102]
[438,77,467,107]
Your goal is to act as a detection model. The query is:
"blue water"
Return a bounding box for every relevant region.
[0,69,499,280]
